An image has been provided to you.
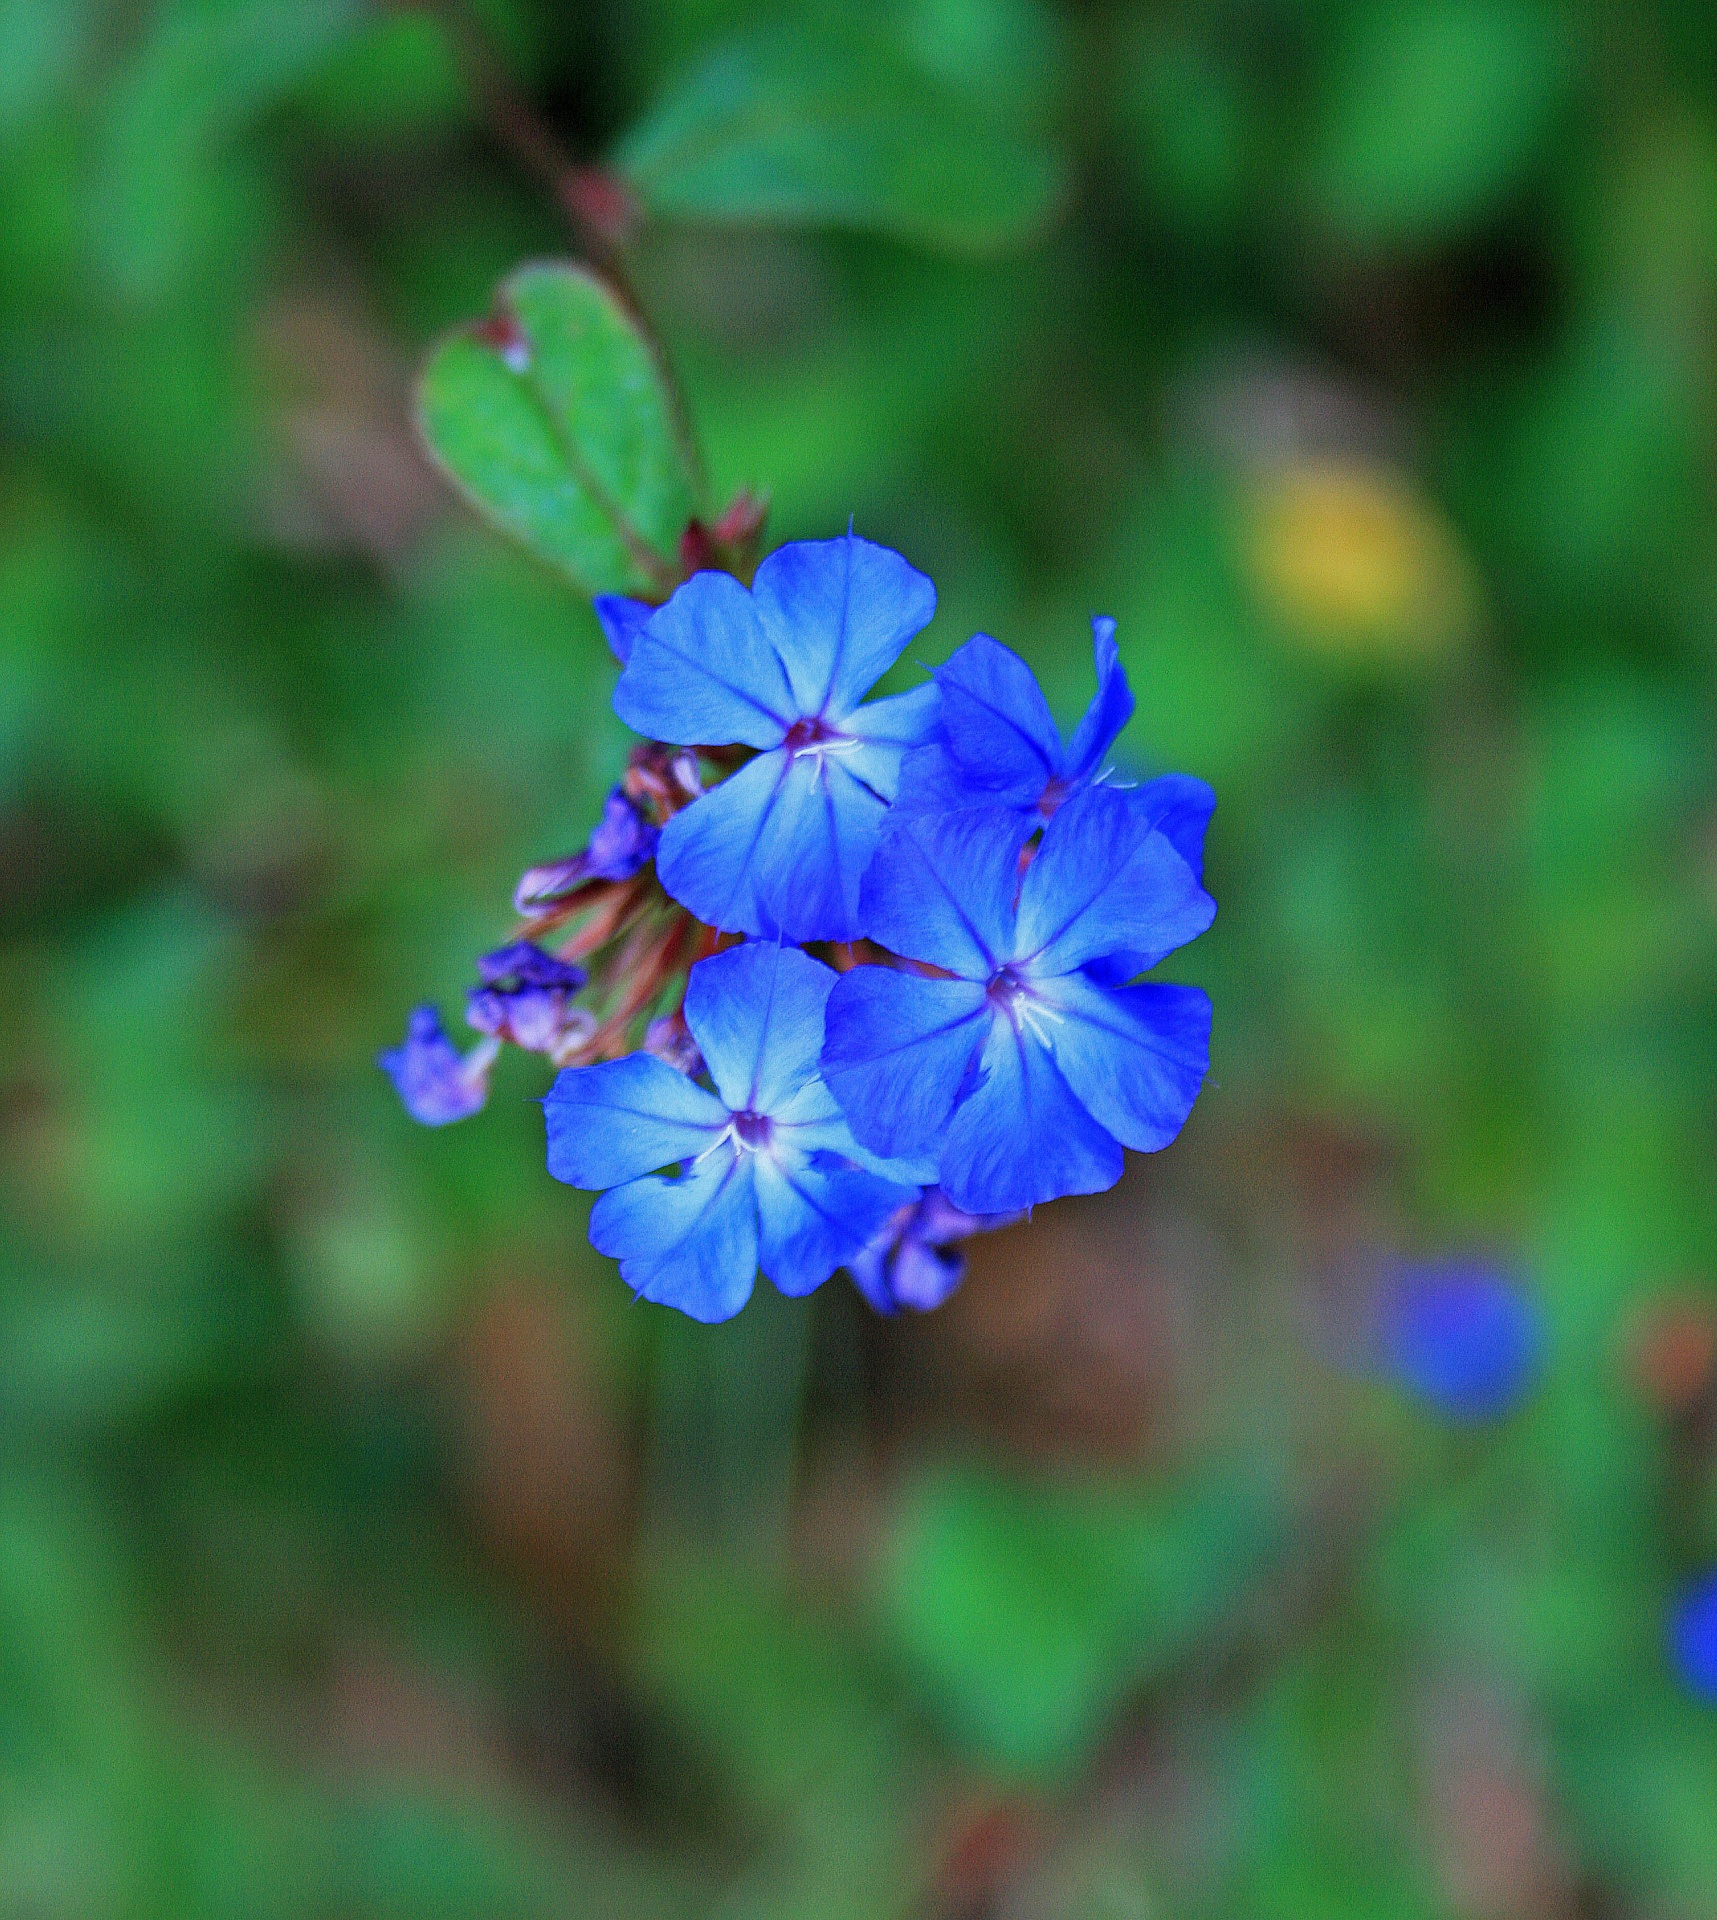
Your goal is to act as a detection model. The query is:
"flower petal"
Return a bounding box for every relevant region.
[860,807,1027,978]
[772,1074,940,1182]
[613,570,793,749]
[934,633,1062,801]
[821,968,989,1160]
[751,752,893,942]
[1033,975,1211,1154]
[654,750,790,935]
[939,1018,1123,1213]
[751,532,936,719]
[1135,771,1216,883]
[1013,785,1214,977]
[682,940,834,1115]
[589,1145,759,1322]
[542,1052,728,1187]
[840,681,941,800]
[592,594,653,665]
[753,1153,918,1297]
[1062,615,1136,782]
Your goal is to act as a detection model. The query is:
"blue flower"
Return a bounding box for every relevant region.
[1378,1260,1540,1420]
[847,1188,1020,1315]
[593,594,652,665]
[514,785,659,913]
[465,941,591,1060]
[542,941,927,1322]
[896,612,1208,824]
[821,788,1215,1214]
[379,1006,499,1126]
[611,533,940,941]
[1670,1573,1717,1702]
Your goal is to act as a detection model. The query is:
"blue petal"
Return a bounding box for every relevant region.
[934,633,1062,802]
[682,940,834,1115]
[753,1153,918,1297]
[840,682,941,800]
[589,1145,759,1322]
[542,1052,728,1188]
[751,752,892,942]
[654,750,790,934]
[860,808,1027,978]
[1381,1262,1540,1421]
[891,740,990,817]
[1135,771,1216,882]
[593,594,653,665]
[771,1075,939,1183]
[613,571,793,749]
[1013,785,1214,977]
[1080,774,1218,986]
[1063,616,1136,782]
[821,968,989,1160]
[939,1016,1123,1213]
[1670,1575,1717,1701]
[750,532,936,719]
[1032,975,1211,1153]
[378,1006,496,1126]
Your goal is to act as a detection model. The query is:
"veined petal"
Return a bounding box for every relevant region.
[860,808,1026,978]
[753,1153,918,1298]
[542,1053,728,1188]
[1063,615,1135,782]
[751,752,891,942]
[589,1146,759,1323]
[1013,784,1214,977]
[682,941,834,1115]
[655,750,790,935]
[1080,773,1218,986]
[751,532,936,719]
[939,1018,1123,1213]
[821,968,989,1161]
[1033,975,1211,1154]
[841,682,941,801]
[614,570,793,749]
[934,633,1062,801]
[772,1075,939,1183]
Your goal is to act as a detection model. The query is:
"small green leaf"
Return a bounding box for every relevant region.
[416,261,700,594]
[1300,0,1574,247]
[873,1459,1285,1779]
[613,26,1067,256]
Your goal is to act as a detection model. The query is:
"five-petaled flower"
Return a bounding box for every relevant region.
[821,788,1215,1214]
[612,532,940,941]
[542,941,929,1322]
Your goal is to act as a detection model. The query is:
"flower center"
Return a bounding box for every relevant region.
[732,1108,773,1150]
[985,966,1062,1044]
[781,716,859,760]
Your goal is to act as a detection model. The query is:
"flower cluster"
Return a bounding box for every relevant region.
[381,532,1216,1322]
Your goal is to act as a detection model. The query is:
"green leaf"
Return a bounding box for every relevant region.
[416,261,700,594]
[1300,0,1574,247]
[873,1459,1285,1780]
[613,26,1067,256]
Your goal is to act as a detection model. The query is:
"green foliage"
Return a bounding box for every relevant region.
[417,261,701,591]
[613,22,1068,254]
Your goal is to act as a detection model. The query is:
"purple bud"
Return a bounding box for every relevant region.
[848,1190,1021,1315]
[592,594,653,665]
[378,1006,497,1126]
[644,1014,704,1076]
[476,942,586,990]
[513,788,658,914]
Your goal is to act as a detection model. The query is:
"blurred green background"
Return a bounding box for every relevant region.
[3,0,1716,1913]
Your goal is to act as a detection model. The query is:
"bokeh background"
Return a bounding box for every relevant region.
[4,0,1717,1913]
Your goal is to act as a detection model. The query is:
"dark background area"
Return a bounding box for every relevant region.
[2,0,1715,1913]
